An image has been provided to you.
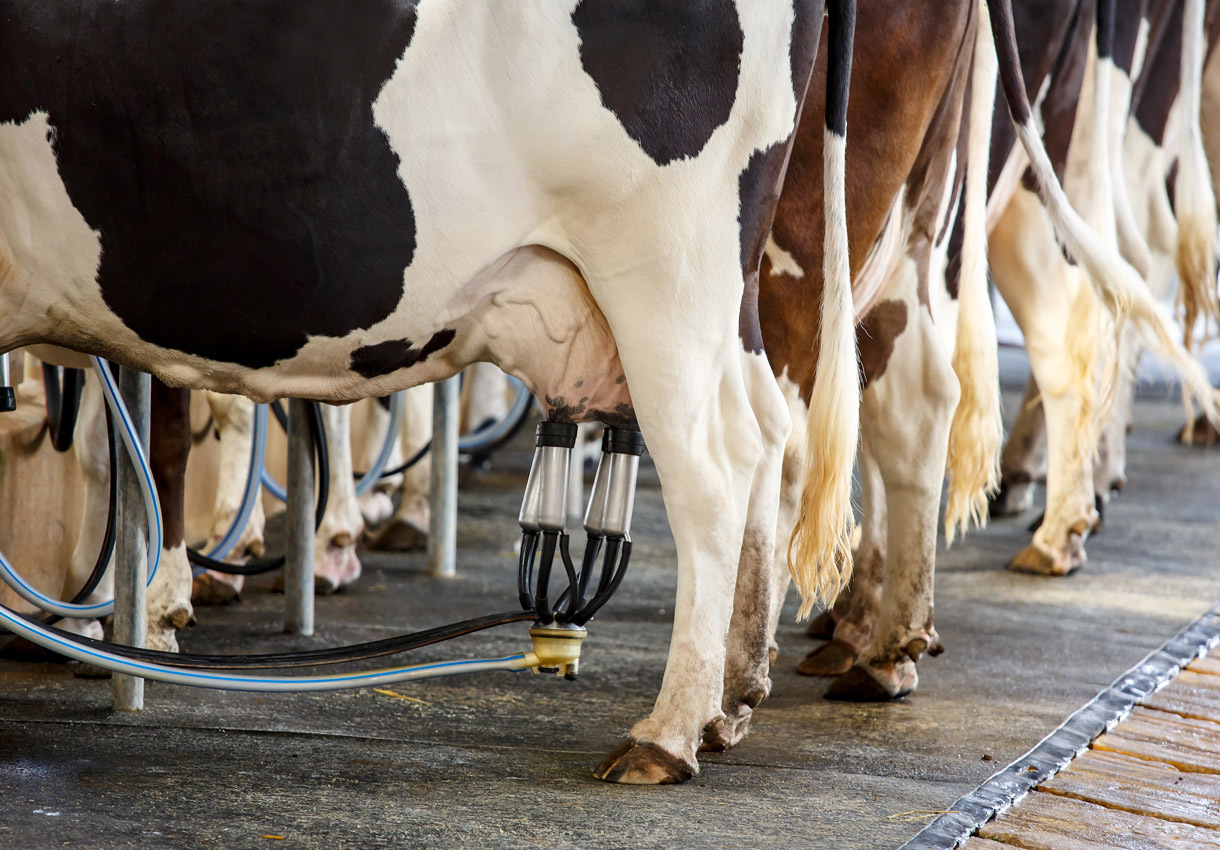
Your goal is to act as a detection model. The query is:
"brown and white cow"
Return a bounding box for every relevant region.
[756,0,1219,706]
[741,0,1018,708]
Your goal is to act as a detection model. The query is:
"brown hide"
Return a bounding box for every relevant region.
[759,0,976,400]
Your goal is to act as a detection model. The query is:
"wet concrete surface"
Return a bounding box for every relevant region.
[0,349,1218,849]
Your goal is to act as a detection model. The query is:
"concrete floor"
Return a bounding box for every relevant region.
[1,350,1218,849]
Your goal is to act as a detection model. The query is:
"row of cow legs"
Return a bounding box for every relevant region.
[751,248,960,704]
[56,376,194,651]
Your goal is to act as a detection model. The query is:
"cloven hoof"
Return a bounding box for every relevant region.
[796,640,857,677]
[0,636,70,663]
[1178,413,1220,446]
[1007,543,1081,576]
[989,479,1034,518]
[825,665,912,702]
[594,738,696,785]
[367,517,429,552]
[805,610,836,640]
[701,714,747,753]
[191,571,242,606]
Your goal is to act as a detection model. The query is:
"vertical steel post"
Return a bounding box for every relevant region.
[427,377,459,578]
[112,367,150,711]
[284,398,315,636]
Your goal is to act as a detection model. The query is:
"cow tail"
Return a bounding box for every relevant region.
[944,1,1003,545]
[989,0,1220,425]
[788,0,859,619]
[1174,0,1218,357]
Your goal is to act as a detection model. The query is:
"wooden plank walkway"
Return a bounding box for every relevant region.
[970,650,1220,848]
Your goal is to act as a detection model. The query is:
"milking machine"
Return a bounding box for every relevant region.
[0,353,644,692]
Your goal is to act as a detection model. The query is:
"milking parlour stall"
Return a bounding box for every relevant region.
[3,1,1220,848]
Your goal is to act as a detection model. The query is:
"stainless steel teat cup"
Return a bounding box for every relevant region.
[519,422,579,532]
[583,428,645,539]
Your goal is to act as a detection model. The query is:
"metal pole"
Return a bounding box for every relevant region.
[427,377,459,578]
[284,398,315,636]
[112,367,150,711]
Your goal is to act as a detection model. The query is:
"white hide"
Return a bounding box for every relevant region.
[0,2,817,777]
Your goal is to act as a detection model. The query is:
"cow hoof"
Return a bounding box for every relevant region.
[0,636,72,663]
[367,517,429,552]
[989,479,1034,518]
[1178,413,1220,446]
[594,738,695,785]
[806,611,836,640]
[73,662,112,679]
[146,624,180,653]
[165,603,194,630]
[701,713,749,753]
[702,681,768,752]
[192,571,242,606]
[1007,544,1081,576]
[1091,493,1106,533]
[825,662,914,702]
[796,640,857,677]
[359,491,395,527]
[314,542,362,593]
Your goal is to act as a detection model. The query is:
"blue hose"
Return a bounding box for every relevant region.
[0,358,163,619]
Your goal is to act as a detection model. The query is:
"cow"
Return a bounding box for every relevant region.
[0,0,859,784]
[192,368,522,604]
[770,0,1220,703]
[989,0,1220,576]
[729,0,1000,712]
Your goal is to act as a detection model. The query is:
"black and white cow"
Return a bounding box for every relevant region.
[0,0,859,784]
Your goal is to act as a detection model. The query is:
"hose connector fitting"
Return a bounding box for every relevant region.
[526,622,587,680]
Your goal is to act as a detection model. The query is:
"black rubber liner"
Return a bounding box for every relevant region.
[900,601,1220,850]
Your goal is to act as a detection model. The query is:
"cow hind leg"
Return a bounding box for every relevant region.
[701,349,790,752]
[991,189,1100,575]
[146,382,196,652]
[587,277,760,785]
[828,284,957,701]
[312,404,363,593]
[367,383,432,552]
[192,392,267,606]
[990,377,1047,517]
[799,433,884,677]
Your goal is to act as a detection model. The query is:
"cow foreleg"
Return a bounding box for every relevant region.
[827,290,957,701]
[367,383,431,552]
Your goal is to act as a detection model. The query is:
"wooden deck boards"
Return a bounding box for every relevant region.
[971,648,1220,848]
